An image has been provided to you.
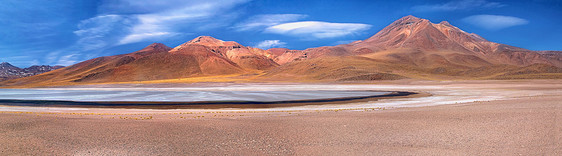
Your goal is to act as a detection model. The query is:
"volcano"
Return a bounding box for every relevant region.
[264,15,561,81]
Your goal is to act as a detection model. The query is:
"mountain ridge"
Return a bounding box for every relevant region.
[0,62,64,81]
[1,15,560,87]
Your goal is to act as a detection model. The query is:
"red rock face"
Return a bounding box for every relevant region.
[174,36,279,70]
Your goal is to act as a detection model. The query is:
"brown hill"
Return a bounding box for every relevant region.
[0,37,279,87]
[185,36,279,70]
[262,15,561,81]
[345,15,554,66]
[1,16,561,87]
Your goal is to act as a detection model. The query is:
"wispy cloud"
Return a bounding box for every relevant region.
[93,0,250,45]
[254,40,287,49]
[233,14,308,31]
[73,15,133,50]
[413,0,505,12]
[463,15,529,30]
[119,32,174,45]
[264,21,371,39]
[46,0,251,66]
[118,1,250,45]
[56,54,80,66]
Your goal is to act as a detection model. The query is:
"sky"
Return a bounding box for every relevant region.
[0,0,561,67]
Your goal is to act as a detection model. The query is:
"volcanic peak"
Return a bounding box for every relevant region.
[173,36,243,50]
[139,43,172,51]
[188,36,224,44]
[145,43,169,49]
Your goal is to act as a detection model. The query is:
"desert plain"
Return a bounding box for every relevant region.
[0,79,560,155]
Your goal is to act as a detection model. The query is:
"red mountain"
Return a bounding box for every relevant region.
[1,15,561,87]
[0,37,280,86]
[264,15,561,80]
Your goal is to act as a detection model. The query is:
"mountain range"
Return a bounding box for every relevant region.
[1,15,561,87]
[0,62,63,82]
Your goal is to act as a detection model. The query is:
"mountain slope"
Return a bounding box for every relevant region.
[0,62,63,81]
[1,15,561,87]
[262,15,561,81]
[181,36,279,70]
[0,37,280,87]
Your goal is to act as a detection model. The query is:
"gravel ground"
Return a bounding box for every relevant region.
[0,80,560,155]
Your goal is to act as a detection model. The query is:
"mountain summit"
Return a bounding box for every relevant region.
[264,15,561,80]
[1,16,560,86]
[350,15,553,67]
[187,36,225,45]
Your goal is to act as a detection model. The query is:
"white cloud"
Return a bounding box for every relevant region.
[264,21,371,39]
[42,14,134,66]
[233,14,308,31]
[119,32,174,45]
[254,40,287,49]
[115,0,250,45]
[72,0,251,47]
[44,0,251,67]
[44,51,61,65]
[463,15,529,30]
[56,54,80,66]
[413,0,505,12]
[73,15,133,50]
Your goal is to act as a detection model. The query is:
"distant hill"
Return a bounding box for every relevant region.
[1,15,561,87]
[0,62,63,81]
[263,15,561,81]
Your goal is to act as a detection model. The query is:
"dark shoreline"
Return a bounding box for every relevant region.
[0,91,418,109]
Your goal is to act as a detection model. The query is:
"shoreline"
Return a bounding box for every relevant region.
[0,91,419,109]
[1,90,559,155]
[0,80,560,155]
[1,80,559,113]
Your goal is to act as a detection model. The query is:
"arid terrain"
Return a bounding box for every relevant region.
[0,15,561,155]
[1,0,562,155]
[1,80,560,155]
[1,16,560,88]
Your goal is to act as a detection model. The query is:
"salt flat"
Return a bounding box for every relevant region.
[0,80,559,113]
[0,80,560,155]
[0,89,389,102]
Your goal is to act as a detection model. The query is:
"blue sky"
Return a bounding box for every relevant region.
[1,0,561,67]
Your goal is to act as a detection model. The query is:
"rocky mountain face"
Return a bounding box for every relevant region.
[0,38,280,86]
[266,15,558,68]
[0,62,63,81]
[346,15,552,66]
[177,36,279,70]
[260,15,562,80]
[1,15,561,86]
[536,51,562,62]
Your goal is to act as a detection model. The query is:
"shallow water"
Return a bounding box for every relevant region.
[0,89,390,102]
[0,83,557,112]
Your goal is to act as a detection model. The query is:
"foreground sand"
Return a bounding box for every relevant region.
[0,80,561,155]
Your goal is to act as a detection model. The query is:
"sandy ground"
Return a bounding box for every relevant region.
[0,80,560,155]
